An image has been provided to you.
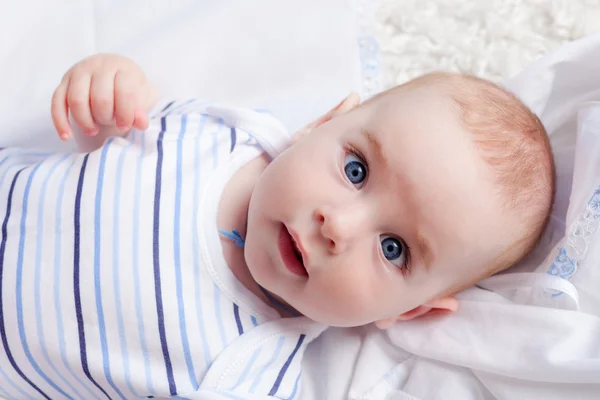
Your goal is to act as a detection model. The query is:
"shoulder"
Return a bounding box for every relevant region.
[146,99,291,157]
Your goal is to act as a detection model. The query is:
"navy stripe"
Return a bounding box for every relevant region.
[233,304,243,335]
[153,118,177,395]
[0,168,51,399]
[268,334,306,396]
[161,101,175,113]
[230,128,236,153]
[74,154,113,400]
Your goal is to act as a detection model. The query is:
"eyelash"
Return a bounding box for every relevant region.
[399,243,412,275]
[342,144,413,275]
[344,144,368,173]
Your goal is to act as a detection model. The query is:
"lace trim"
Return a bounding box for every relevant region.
[356,0,383,99]
[548,186,600,280]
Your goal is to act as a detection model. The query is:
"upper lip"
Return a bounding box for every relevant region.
[288,227,309,268]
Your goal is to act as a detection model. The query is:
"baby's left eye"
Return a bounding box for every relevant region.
[380,235,406,268]
[344,153,367,188]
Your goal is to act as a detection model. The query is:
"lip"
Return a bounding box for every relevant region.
[279,224,309,277]
[287,227,309,267]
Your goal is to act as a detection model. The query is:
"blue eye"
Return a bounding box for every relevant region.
[380,235,406,268]
[344,153,367,187]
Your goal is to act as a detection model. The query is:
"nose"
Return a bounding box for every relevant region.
[314,203,369,254]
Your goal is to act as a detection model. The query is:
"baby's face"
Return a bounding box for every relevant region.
[245,88,510,327]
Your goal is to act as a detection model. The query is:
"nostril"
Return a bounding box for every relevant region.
[328,239,335,248]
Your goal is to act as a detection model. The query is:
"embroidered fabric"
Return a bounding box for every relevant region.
[548,187,600,280]
[356,0,383,100]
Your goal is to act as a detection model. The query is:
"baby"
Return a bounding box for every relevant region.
[0,54,554,399]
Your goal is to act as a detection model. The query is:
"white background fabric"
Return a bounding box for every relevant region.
[0,0,362,151]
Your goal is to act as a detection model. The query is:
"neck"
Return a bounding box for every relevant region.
[217,154,300,318]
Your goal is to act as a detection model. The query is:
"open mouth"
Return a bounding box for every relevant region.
[279,224,308,277]
[291,237,303,263]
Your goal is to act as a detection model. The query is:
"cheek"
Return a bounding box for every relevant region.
[253,144,332,210]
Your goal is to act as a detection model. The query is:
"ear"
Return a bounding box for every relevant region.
[292,92,360,143]
[374,296,459,330]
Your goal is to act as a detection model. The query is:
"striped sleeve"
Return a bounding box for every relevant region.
[195,320,326,400]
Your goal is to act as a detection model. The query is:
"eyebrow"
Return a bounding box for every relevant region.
[363,129,389,169]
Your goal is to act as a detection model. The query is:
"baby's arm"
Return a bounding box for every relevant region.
[51,54,158,151]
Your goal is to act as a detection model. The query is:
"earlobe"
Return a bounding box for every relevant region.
[426,296,459,313]
[374,296,459,329]
[291,92,360,144]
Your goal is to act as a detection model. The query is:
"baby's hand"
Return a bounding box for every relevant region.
[51,54,157,141]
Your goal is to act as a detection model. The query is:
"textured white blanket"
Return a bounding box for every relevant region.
[376,0,600,86]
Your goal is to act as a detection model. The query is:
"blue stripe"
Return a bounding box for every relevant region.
[251,316,259,327]
[249,336,285,393]
[16,162,74,399]
[288,371,302,400]
[268,334,306,396]
[0,383,11,399]
[94,141,128,400]
[54,159,100,399]
[153,117,177,395]
[173,114,199,389]
[191,116,212,369]
[0,153,13,172]
[213,284,228,349]
[113,139,142,398]
[233,304,244,335]
[131,131,156,395]
[73,154,113,399]
[33,155,86,399]
[230,127,236,153]
[212,120,221,168]
[0,168,51,399]
[0,159,37,184]
[0,364,36,400]
[230,347,261,391]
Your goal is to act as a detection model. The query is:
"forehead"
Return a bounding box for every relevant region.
[360,90,507,271]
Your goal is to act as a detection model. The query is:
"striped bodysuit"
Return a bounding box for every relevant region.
[0,100,325,400]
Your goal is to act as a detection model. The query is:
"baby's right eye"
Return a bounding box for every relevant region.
[344,152,367,188]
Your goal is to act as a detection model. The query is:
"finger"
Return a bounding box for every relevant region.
[132,108,149,131]
[337,92,361,113]
[67,72,98,135]
[51,80,72,140]
[113,70,138,131]
[90,69,116,126]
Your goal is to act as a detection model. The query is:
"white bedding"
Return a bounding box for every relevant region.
[2,1,600,399]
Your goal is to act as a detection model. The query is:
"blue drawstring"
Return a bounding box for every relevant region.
[218,229,245,248]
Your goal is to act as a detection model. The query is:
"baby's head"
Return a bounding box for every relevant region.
[245,72,554,327]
